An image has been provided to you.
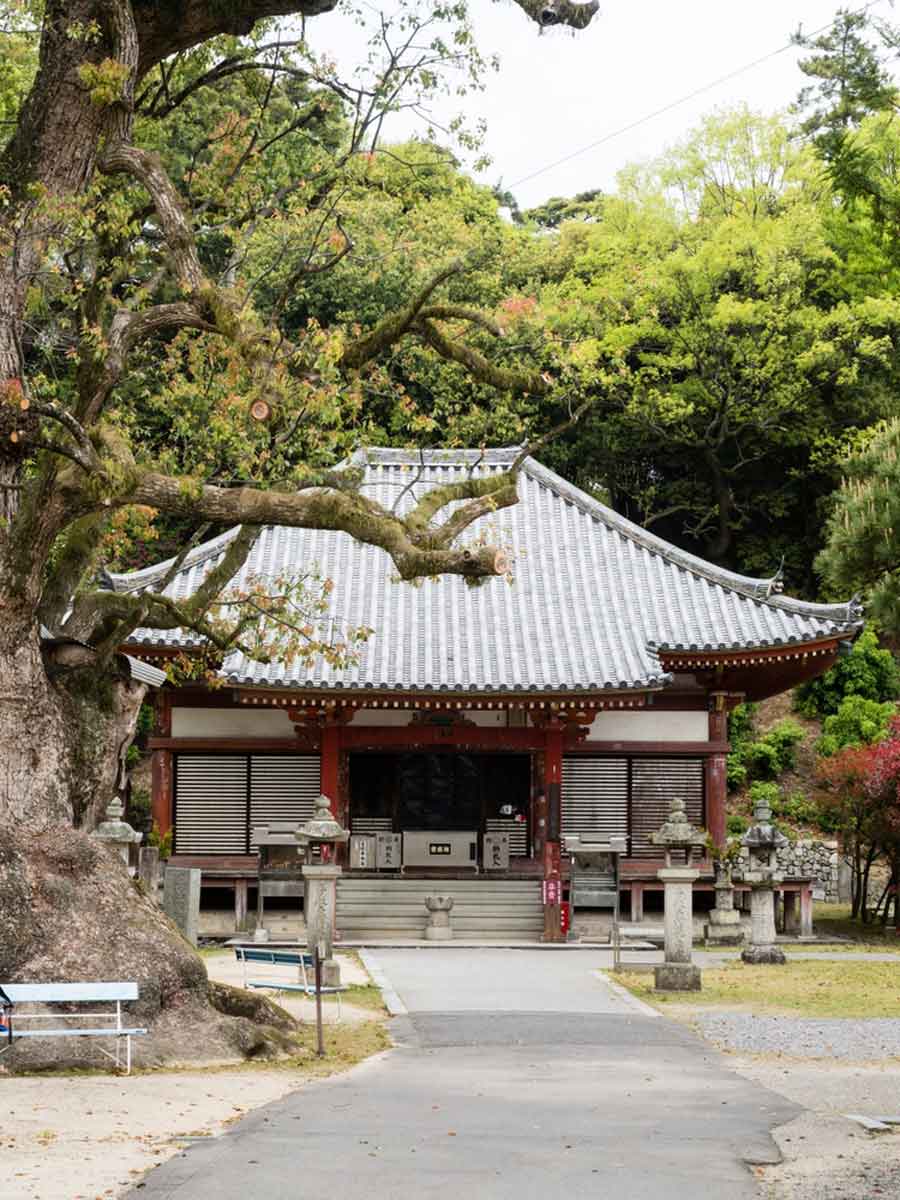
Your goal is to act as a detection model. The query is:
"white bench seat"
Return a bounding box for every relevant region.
[0,981,147,1073]
[234,948,344,1021]
[11,1027,147,1038]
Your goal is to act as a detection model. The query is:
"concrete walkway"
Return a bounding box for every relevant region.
[133,950,798,1200]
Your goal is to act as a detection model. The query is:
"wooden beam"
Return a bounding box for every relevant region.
[148,737,320,752]
[564,740,728,755]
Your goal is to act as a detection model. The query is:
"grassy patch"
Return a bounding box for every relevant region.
[341,983,389,1013]
[814,902,900,948]
[611,960,900,1018]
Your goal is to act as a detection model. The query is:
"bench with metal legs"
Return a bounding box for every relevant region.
[234,948,345,1021]
[0,982,147,1074]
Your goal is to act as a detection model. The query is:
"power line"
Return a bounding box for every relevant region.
[509,0,891,191]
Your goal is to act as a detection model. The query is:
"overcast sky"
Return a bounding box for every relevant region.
[312,0,895,208]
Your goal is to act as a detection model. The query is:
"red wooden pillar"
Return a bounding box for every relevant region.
[706,695,728,848]
[543,721,564,942]
[321,722,341,815]
[150,691,173,835]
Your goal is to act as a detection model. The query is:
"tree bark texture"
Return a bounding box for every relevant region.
[0,0,596,1065]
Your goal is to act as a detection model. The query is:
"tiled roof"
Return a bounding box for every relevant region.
[115,448,860,694]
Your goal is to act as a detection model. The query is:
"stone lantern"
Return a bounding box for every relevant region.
[93,797,142,870]
[650,793,707,991]
[741,791,788,965]
[295,794,349,987]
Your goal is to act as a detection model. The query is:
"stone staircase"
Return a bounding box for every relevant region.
[335,877,544,941]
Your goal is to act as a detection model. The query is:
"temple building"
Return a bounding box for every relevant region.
[117,448,861,939]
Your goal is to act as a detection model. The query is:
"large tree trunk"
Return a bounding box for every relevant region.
[0,608,299,1069]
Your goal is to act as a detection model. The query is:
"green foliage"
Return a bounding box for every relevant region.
[726,812,749,837]
[815,694,897,757]
[148,822,173,859]
[728,702,758,743]
[795,631,900,716]
[77,58,130,108]
[748,780,780,811]
[0,6,38,129]
[127,785,152,832]
[728,717,805,790]
[770,788,838,831]
[818,419,900,635]
[522,189,603,229]
[793,8,898,162]
[705,831,743,864]
[527,107,900,585]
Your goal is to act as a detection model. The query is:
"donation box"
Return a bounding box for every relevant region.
[402,830,478,869]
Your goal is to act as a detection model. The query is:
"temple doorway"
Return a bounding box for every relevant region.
[348,751,532,861]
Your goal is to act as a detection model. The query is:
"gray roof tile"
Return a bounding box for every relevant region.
[116,447,860,694]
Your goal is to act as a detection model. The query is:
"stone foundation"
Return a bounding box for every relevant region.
[741,944,787,965]
[654,963,702,991]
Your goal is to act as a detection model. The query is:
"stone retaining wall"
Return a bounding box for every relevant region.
[738,838,840,902]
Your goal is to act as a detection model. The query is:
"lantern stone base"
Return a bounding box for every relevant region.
[704,926,745,947]
[741,944,787,965]
[321,959,341,987]
[654,963,702,991]
[704,910,744,946]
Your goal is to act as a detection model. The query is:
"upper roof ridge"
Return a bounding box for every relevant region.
[348,445,521,468]
[517,456,859,624]
[107,445,859,628]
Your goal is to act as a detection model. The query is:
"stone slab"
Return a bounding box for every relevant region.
[163,866,201,947]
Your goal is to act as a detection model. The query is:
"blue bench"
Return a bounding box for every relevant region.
[234,948,344,1020]
[0,982,147,1074]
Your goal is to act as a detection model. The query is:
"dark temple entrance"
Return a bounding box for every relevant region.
[348,752,532,860]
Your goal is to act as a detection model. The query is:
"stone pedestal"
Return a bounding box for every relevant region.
[741,881,786,965]
[425,895,453,940]
[163,866,201,947]
[138,846,160,900]
[655,867,702,991]
[704,878,744,946]
[740,791,788,966]
[303,864,342,987]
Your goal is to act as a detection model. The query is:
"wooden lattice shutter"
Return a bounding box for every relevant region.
[174,755,248,854]
[561,757,629,843]
[630,758,705,859]
[248,755,321,849]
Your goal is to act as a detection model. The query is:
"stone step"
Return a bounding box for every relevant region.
[337,898,541,911]
[337,882,541,893]
[336,878,543,938]
[338,911,543,925]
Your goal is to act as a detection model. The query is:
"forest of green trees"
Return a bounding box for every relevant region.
[5,5,900,612]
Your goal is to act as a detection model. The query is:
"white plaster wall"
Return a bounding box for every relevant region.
[586,710,708,742]
[171,707,296,737]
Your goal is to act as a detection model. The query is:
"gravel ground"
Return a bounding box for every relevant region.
[695,1015,900,1060]
[732,1057,900,1200]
